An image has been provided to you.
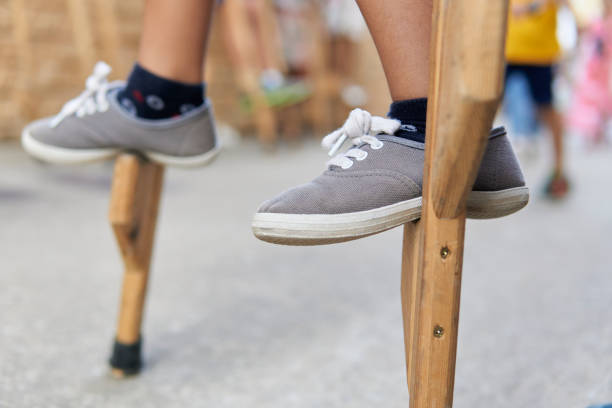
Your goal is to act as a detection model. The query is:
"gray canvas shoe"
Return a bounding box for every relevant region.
[22,62,219,167]
[253,109,529,245]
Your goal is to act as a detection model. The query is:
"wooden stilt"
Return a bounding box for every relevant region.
[108,154,164,377]
[401,0,509,405]
[400,221,422,391]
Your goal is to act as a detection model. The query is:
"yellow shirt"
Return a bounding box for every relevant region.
[506,0,561,64]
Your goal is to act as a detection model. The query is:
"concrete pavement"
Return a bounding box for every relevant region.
[1,137,611,407]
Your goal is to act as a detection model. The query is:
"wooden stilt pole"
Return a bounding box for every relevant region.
[400,221,422,390]
[401,0,509,406]
[108,154,164,377]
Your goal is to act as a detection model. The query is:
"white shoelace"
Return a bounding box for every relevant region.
[50,61,112,128]
[321,108,401,169]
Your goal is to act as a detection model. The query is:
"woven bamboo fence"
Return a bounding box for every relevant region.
[1,0,142,140]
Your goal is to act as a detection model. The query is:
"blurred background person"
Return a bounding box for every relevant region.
[322,0,368,121]
[220,0,311,113]
[566,0,612,145]
[505,0,575,199]
[502,67,540,157]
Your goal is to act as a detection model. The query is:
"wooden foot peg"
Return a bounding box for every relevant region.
[108,154,164,377]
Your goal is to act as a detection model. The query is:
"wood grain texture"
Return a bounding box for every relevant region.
[402,0,509,406]
[400,221,422,391]
[408,208,466,408]
[109,154,164,345]
[427,0,509,219]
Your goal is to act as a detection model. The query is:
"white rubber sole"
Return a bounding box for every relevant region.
[252,186,529,246]
[21,130,220,168]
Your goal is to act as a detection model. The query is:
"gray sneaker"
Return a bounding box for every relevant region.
[22,62,219,167]
[253,109,529,245]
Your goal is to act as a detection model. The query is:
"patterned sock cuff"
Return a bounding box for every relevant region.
[117,63,205,120]
[388,98,428,142]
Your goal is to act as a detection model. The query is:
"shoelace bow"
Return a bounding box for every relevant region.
[50,61,112,128]
[321,108,401,169]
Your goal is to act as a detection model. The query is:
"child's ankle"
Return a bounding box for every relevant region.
[117,63,205,120]
[388,98,427,143]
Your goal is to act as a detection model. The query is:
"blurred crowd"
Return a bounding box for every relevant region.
[503,0,612,198]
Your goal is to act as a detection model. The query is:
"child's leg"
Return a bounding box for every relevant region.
[357,0,433,142]
[540,106,570,198]
[523,64,569,197]
[253,0,528,245]
[222,0,284,90]
[538,106,564,174]
[356,0,432,100]
[22,0,219,167]
[138,0,215,83]
[243,0,286,75]
[118,0,215,119]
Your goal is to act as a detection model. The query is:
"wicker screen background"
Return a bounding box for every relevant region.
[1,1,142,140]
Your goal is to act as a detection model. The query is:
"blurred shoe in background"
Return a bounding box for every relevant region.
[543,170,570,200]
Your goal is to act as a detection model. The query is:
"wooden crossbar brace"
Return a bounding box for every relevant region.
[108,154,164,377]
[401,0,509,406]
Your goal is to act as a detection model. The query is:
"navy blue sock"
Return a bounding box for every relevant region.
[117,63,205,120]
[388,98,428,143]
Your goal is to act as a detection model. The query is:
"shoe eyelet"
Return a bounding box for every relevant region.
[356,151,368,161]
[371,141,384,150]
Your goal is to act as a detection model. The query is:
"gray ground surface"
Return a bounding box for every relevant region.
[1,137,611,408]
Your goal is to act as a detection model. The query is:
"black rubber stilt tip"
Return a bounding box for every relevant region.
[109,337,142,375]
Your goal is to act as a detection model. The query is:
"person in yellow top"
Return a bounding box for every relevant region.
[505,0,573,198]
[507,0,562,64]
